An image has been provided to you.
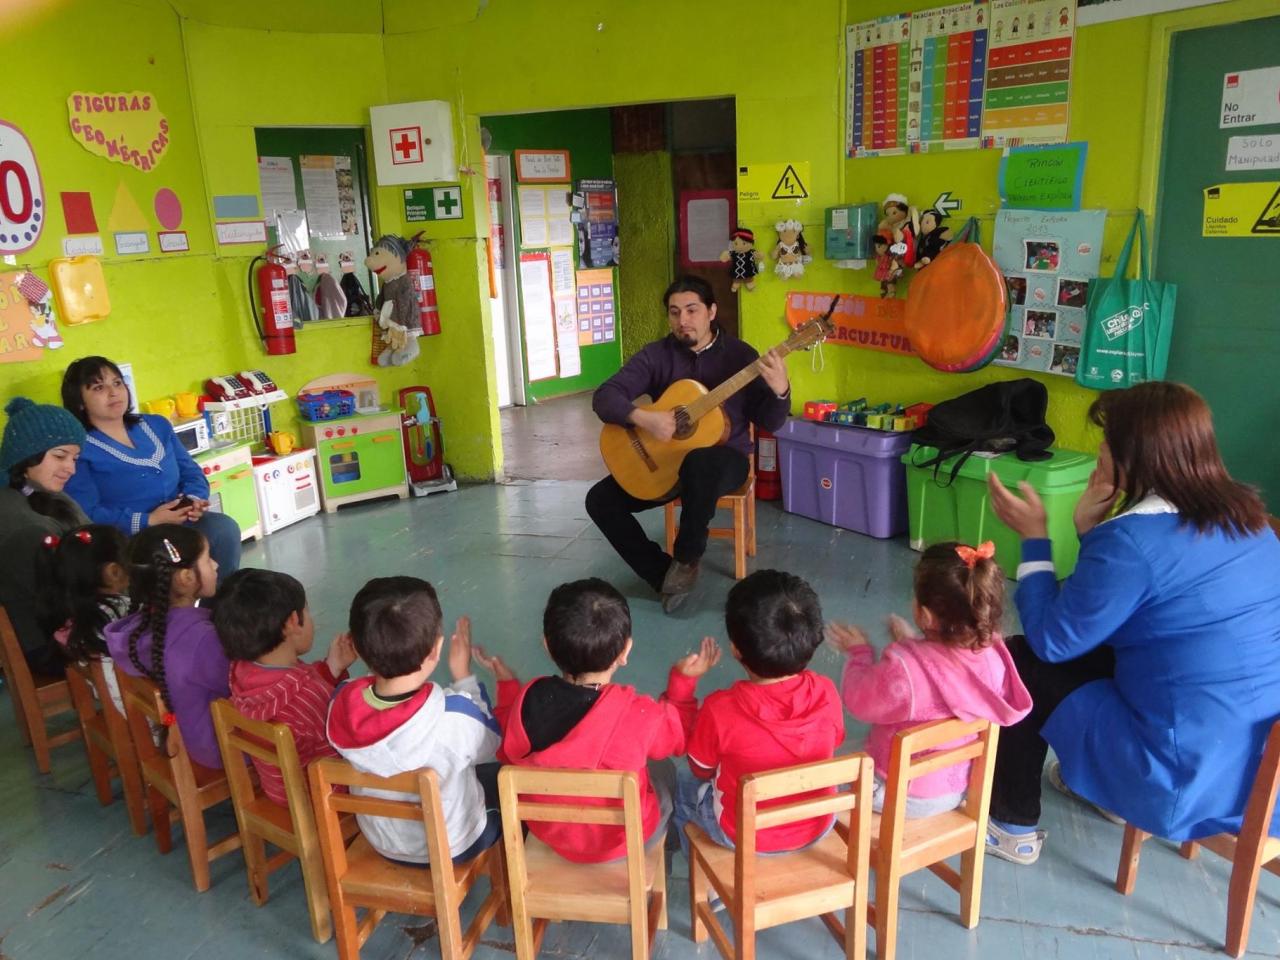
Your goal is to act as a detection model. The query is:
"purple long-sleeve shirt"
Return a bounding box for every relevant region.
[592,330,791,456]
[105,606,230,769]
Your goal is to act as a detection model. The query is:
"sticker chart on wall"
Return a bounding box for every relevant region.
[576,269,615,345]
[991,208,1105,376]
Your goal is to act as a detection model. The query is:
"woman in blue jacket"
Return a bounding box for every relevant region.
[984,381,1280,865]
[60,357,240,582]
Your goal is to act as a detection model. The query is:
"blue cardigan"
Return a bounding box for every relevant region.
[63,414,210,535]
[1017,496,1280,840]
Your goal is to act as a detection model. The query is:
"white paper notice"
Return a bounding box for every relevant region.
[158,231,189,252]
[686,197,731,263]
[549,248,576,296]
[518,186,549,247]
[300,155,343,237]
[555,300,581,378]
[1221,67,1280,129]
[547,187,575,246]
[114,231,149,255]
[257,156,298,221]
[1226,134,1280,172]
[519,255,558,381]
[62,235,104,256]
[216,220,268,245]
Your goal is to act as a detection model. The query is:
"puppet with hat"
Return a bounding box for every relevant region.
[365,235,422,367]
[719,227,764,292]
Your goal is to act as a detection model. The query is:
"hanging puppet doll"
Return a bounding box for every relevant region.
[719,227,764,292]
[876,193,916,297]
[365,234,422,367]
[873,231,904,298]
[772,219,812,279]
[16,272,63,350]
[913,208,952,270]
[339,252,375,317]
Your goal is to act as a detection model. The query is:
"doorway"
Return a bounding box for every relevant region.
[1153,14,1280,509]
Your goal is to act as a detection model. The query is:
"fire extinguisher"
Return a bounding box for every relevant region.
[247,245,296,355]
[406,232,441,336]
[756,428,781,501]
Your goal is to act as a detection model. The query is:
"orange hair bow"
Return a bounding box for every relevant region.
[955,541,995,568]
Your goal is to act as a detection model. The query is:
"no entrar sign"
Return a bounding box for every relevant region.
[1220,67,1280,129]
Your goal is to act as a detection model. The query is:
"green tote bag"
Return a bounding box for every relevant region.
[1075,211,1176,390]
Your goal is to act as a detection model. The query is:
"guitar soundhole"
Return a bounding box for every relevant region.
[672,407,695,440]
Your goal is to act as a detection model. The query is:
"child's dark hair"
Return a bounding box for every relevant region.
[37,524,129,662]
[542,578,631,678]
[125,524,208,716]
[349,576,442,678]
[914,542,1005,650]
[60,356,142,429]
[213,569,307,662]
[725,570,823,679]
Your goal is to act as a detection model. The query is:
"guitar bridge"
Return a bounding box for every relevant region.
[625,427,659,472]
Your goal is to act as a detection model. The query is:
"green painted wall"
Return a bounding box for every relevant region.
[482,109,622,401]
[615,152,674,361]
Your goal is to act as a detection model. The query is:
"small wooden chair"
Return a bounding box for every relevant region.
[686,754,875,960]
[65,658,148,835]
[1115,718,1280,957]
[212,699,359,943]
[309,757,506,960]
[856,718,1000,960]
[118,672,241,891]
[664,442,757,581]
[0,605,79,773]
[498,766,668,960]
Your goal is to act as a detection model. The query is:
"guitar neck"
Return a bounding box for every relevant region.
[684,339,797,422]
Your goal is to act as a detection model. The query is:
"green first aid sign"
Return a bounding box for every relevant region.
[403,185,463,222]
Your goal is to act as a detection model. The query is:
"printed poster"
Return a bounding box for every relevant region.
[549,248,581,378]
[519,252,557,381]
[299,155,343,238]
[575,268,615,345]
[982,0,1076,147]
[257,156,297,222]
[847,14,913,158]
[1202,182,1280,237]
[907,2,989,151]
[576,179,618,268]
[992,208,1106,376]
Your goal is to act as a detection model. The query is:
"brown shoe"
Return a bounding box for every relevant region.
[661,560,699,614]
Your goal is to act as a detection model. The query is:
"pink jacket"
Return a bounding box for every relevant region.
[841,634,1031,797]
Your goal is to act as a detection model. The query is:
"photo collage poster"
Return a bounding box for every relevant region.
[992,208,1105,377]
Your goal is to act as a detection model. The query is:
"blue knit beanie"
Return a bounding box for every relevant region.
[0,397,87,478]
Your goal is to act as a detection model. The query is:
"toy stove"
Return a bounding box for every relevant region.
[251,449,320,534]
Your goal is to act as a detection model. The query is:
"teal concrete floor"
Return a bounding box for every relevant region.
[3,480,1278,959]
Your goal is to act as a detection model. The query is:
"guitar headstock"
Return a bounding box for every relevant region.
[784,295,840,352]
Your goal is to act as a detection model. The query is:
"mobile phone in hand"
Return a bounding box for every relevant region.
[176,495,193,510]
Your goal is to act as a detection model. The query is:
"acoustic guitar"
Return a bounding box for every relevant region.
[600,297,839,501]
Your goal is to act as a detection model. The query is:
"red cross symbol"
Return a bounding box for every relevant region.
[389,126,422,165]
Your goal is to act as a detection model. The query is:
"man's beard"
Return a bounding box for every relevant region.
[674,331,698,347]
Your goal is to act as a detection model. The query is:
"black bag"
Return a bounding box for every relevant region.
[911,378,1055,485]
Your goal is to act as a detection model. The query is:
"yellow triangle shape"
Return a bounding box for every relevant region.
[107,181,149,232]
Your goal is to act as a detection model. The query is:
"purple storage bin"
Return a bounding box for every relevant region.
[777,418,913,538]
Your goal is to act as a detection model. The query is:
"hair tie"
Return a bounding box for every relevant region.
[161,712,177,727]
[161,538,182,564]
[74,530,92,544]
[42,534,60,549]
[956,541,995,568]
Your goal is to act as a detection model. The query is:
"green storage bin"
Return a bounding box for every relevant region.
[902,445,1096,579]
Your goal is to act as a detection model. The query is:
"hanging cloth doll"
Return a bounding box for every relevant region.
[772,219,812,279]
[914,208,952,269]
[339,252,374,317]
[313,255,348,320]
[365,235,422,367]
[720,227,764,292]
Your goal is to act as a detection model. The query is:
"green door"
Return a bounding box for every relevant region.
[1155,16,1280,510]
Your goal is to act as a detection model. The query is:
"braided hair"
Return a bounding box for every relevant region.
[913,542,1006,650]
[38,524,130,662]
[125,524,207,723]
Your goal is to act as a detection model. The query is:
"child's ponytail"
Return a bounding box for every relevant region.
[913,541,1006,650]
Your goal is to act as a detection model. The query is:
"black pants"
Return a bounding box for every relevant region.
[585,446,750,592]
[990,635,1116,827]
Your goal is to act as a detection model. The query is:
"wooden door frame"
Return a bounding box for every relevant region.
[1138,0,1279,270]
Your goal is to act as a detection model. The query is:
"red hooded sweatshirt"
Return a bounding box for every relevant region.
[496,668,698,863]
[687,671,845,852]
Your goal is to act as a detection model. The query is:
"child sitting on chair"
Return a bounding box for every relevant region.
[673,570,845,854]
[828,541,1031,819]
[326,576,501,866]
[474,577,720,863]
[214,569,356,806]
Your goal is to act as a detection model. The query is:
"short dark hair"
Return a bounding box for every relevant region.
[543,578,631,677]
[213,569,307,662]
[725,570,823,679]
[348,576,442,679]
[61,356,141,428]
[662,275,716,310]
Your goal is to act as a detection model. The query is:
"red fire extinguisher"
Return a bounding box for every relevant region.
[406,232,441,336]
[756,428,781,501]
[247,245,296,356]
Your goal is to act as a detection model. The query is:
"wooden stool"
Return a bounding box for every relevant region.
[0,605,79,773]
[65,659,148,835]
[663,449,757,581]
[1116,718,1280,957]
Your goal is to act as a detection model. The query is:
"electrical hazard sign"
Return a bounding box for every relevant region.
[738,161,811,204]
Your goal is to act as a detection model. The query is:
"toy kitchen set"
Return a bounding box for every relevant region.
[172,370,454,543]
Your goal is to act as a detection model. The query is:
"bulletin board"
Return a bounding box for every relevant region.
[253,127,377,317]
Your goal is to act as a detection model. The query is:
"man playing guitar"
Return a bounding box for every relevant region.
[587,275,792,613]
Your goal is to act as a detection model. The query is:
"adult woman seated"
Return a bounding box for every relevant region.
[0,397,89,676]
[60,356,240,581]
[985,381,1280,864]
